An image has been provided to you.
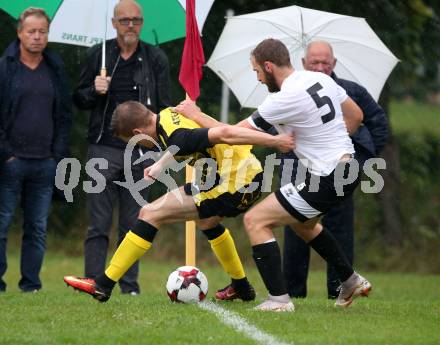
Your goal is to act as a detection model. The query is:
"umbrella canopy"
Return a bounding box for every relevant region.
[0,0,61,18]
[1,0,214,46]
[207,5,399,108]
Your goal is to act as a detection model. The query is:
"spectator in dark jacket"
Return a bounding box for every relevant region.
[73,0,171,295]
[282,40,389,298]
[0,7,71,292]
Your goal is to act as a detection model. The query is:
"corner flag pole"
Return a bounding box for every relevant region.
[179,0,206,266]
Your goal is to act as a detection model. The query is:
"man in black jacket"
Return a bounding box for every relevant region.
[282,40,389,299]
[73,0,171,295]
[0,7,71,292]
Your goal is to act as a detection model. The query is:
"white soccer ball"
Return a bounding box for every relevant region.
[166,266,208,303]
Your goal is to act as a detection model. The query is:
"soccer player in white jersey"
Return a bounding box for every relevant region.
[176,38,372,312]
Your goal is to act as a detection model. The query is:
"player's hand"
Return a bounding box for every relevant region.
[94,76,111,94]
[276,132,296,153]
[144,163,162,182]
[174,100,201,120]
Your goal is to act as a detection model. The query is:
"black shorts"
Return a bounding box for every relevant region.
[275,159,360,222]
[184,172,263,219]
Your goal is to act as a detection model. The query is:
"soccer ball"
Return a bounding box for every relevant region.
[166,266,208,303]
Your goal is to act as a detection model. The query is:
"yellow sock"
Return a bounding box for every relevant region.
[209,229,245,280]
[105,231,152,282]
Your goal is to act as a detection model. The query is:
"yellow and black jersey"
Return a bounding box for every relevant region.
[156,108,213,160]
[156,108,263,218]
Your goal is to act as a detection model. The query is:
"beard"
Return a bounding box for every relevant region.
[264,70,280,93]
[122,31,139,46]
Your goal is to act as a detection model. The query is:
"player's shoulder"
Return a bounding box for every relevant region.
[300,71,343,97]
[262,72,307,108]
[284,70,331,90]
[298,70,334,83]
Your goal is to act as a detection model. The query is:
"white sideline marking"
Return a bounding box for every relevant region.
[198,301,292,345]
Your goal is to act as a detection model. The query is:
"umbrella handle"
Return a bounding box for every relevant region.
[100,68,107,78]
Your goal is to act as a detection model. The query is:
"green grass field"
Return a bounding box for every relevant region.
[1,252,439,345]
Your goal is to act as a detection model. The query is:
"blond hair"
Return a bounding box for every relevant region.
[17,7,50,31]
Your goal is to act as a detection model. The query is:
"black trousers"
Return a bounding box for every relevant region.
[283,195,354,298]
[84,144,151,293]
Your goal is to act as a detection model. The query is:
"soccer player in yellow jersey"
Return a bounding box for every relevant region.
[64,101,294,302]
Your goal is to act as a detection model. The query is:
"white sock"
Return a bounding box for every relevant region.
[268,293,291,303]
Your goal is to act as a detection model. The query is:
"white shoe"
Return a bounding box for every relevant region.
[254,294,295,312]
[335,272,372,308]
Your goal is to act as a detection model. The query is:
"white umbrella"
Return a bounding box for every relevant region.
[207,5,399,108]
[48,0,117,47]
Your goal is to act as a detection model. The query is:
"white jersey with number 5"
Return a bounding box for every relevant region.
[248,70,354,176]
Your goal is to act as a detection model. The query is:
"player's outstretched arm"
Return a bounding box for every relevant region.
[341,96,364,134]
[208,125,294,152]
[175,100,262,131]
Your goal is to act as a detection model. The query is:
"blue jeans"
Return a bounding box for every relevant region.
[0,157,56,291]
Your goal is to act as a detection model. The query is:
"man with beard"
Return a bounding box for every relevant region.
[282,40,389,300]
[73,0,171,296]
[176,38,371,312]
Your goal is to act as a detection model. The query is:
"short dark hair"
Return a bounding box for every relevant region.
[251,38,292,68]
[111,101,153,137]
[17,7,50,31]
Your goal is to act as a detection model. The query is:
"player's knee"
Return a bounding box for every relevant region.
[196,217,220,230]
[138,205,151,222]
[313,222,323,233]
[243,210,259,235]
[295,221,321,242]
[138,204,163,227]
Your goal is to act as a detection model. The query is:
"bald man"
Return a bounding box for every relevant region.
[73,0,171,296]
[282,40,389,299]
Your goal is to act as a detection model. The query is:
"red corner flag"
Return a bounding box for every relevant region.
[179,0,205,101]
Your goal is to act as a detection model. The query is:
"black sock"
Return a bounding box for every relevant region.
[231,277,250,291]
[252,241,287,296]
[132,219,158,243]
[308,229,354,282]
[201,224,225,240]
[95,274,116,294]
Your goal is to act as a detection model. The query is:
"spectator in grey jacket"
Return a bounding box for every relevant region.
[283,40,389,299]
[73,0,171,295]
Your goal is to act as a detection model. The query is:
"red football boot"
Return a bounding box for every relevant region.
[64,276,111,302]
[215,283,256,301]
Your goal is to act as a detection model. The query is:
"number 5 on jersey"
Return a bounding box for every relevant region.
[306,82,336,124]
